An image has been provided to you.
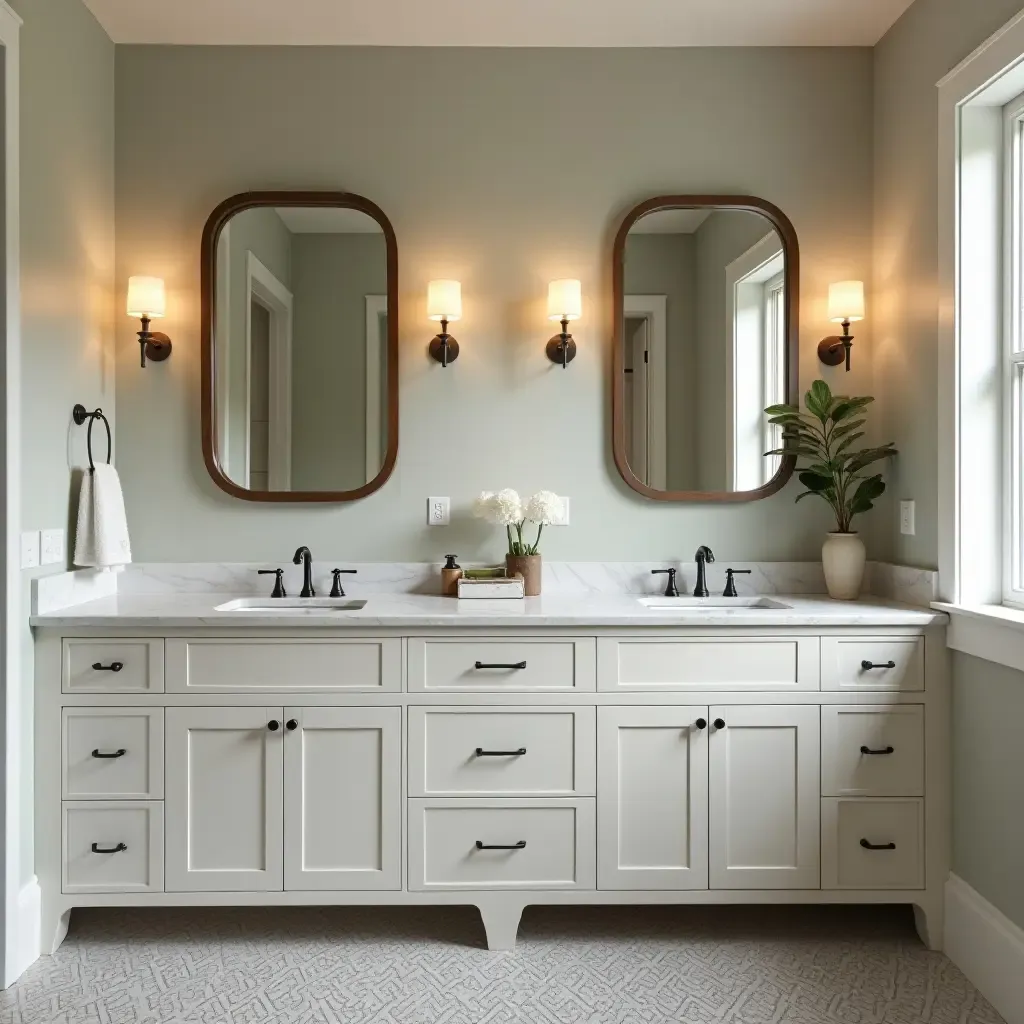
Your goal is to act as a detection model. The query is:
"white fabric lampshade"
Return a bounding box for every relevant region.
[547,279,582,321]
[427,280,462,322]
[827,280,865,323]
[127,276,166,319]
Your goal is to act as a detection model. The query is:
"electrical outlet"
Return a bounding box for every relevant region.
[41,528,65,566]
[553,496,570,526]
[20,531,39,569]
[900,500,916,536]
[427,496,450,526]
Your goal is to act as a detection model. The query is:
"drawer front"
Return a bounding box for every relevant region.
[408,798,596,890]
[821,636,924,691]
[62,708,164,800]
[63,801,164,893]
[408,707,595,797]
[409,638,595,692]
[822,798,924,890]
[598,637,819,691]
[166,638,401,692]
[821,705,924,797]
[63,639,164,693]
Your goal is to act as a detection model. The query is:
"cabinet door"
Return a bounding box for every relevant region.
[709,705,819,889]
[165,707,284,892]
[284,707,401,890]
[597,706,709,890]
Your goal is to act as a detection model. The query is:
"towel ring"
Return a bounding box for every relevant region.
[72,403,111,472]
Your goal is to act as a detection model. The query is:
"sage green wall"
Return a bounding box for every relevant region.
[290,232,387,492]
[622,232,696,489]
[114,46,873,562]
[10,0,114,898]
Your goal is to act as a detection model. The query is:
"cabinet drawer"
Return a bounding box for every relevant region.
[822,798,924,890]
[408,707,595,796]
[63,639,164,693]
[597,637,819,691]
[821,636,923,691]
[408,638,595,692]
[821,705,924,797]
[62,708,164,800]
[166,638,401,692]
[63,801,164,893]
[408,798,595,890]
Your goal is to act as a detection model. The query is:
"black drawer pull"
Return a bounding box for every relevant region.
[475,747,527,757]
[860,745,895,755]
[91,842,127,854]
[859,838,896,851]
[474,661,527,670]
[91,748,127,759]
[860,660,896,671]
[475,840,527,850]
[92,661,124,672]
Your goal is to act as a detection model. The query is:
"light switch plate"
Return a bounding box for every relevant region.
[552,496,570,526]
[41,528,65,565]
[900,500,916,536]
[427,497,450,526]
[20,531,39,569]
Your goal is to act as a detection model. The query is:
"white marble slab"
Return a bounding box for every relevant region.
[866,562,938,608]
[33,567,119,614]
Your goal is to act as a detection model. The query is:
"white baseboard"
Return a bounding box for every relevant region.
[946,874,1024,1024]
[3,875,40,988]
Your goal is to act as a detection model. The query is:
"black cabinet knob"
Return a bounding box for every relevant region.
[286,719,298,731]
[695,718,708,730]
[267,720,280,731]
[713,718,726,730]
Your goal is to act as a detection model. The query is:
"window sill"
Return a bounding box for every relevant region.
[932,601,1024,674]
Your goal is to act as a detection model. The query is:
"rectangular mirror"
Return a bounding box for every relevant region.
[612,195,799,502]
[201,191,398,502]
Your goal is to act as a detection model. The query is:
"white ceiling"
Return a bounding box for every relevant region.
[83,0,915,47]
[275,207,382,234]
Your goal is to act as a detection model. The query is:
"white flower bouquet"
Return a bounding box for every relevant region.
[473,489,565,556]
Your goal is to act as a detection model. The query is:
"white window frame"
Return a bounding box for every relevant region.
[936,7,1024,670]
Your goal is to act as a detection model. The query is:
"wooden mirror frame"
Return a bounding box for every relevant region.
[611,194,799,503]
[200,190,399,502]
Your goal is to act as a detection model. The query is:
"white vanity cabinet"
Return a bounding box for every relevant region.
[34,619,949,955]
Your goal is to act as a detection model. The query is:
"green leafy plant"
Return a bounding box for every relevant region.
[765,380,897,534]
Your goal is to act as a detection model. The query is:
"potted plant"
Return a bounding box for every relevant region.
[765,380,897,600]
[473,489,565,596]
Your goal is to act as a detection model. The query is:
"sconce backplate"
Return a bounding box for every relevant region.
[817,336,847,367]
[145,332,173,362]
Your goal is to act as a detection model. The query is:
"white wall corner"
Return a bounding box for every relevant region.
[945,873,1024,1024]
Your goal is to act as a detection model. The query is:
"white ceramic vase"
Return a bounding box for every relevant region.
[822,531,866,600]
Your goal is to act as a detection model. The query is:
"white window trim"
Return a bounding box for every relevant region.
[364,294,387,481]
[936,6,1024,671]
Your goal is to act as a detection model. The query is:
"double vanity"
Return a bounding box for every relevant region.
[32,574,948,953]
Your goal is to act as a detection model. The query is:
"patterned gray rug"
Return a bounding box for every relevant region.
[0,904,1005,1023]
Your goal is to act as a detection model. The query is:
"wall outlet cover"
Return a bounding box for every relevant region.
[427,496,450,526]
[20,531,39,570]
[553,496,570,526]
[899,500,916,537]
[41,528,65,565]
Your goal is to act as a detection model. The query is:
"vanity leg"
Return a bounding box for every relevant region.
[913,900,944,951]
[44,908,72,954]
[477,897,525,952]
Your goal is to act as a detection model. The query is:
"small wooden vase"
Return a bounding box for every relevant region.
[506,554,542,597]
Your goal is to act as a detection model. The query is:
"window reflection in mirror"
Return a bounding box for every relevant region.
[621,207,787,494]
[213,205,389,493]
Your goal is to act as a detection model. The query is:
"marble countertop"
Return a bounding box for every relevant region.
[30,591,947,629]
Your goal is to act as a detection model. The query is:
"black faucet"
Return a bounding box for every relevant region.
[723,568,752,597]
[293,546,315,598]
[651,568,680,597]
[330,568,358,598]
[693,546,715,597]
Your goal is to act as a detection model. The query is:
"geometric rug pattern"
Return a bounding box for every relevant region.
[0,904,1006,1023]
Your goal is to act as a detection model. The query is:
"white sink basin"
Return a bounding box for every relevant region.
[638,596,791,610]
[215,598,367,613]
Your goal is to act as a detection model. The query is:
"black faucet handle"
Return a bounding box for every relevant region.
[723,568,753,597]
[651,568,680,597]
[330,568,358,598]
[258,569,287,598]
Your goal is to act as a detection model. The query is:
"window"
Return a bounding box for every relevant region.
[762,269,786,483]
[1006,92,1024,605]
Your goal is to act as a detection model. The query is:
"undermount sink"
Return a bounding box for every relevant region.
[215,597,368,613]
[637,596,791,610]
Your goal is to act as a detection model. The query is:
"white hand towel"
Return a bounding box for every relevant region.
[74,464,132,570]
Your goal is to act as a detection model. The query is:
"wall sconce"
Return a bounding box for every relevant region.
[545,279,581,368]
[427,280,462,367]
[817,280,864,372]
[127,276,172,368]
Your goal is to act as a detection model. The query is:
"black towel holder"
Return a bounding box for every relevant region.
[72,404,111,473]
